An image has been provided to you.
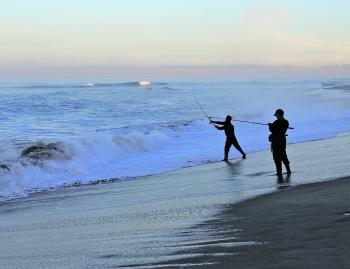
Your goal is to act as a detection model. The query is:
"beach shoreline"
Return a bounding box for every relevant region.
[0,132,345,205]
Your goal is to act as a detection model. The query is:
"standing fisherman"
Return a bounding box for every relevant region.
[211,115,247,161]
[268,109,291,176]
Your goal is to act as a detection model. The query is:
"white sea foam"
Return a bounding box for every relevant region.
[0,130,172,199]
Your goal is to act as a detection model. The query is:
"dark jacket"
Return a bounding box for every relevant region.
[213,121,236,140]
[269,118,289,147]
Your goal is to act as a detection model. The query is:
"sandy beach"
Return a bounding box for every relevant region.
[1,133,350,268]
[150,177,350,268]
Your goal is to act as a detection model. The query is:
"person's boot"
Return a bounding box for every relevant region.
[275,162,282,176]
[285,162,292,174]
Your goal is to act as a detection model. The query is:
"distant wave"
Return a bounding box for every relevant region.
[94,82,141,87]
[94,81,167,87]
[322,82,337,87]
[323,84,350,91]
[3,81,168,90]
[159,86,181,91]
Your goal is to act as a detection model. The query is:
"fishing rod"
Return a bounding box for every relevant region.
[234,119,268,126]
[233,119,294,130]
[209,117,294,130]
[192,92,212,121]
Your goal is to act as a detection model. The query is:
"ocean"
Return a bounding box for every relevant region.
[1,78,350,201]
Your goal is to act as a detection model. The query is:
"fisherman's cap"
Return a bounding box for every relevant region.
[274,109,284,116]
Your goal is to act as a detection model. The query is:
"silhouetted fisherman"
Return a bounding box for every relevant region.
[211,115,246,161]
[268,109,291,176]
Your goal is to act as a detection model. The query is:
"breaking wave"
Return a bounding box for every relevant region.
[0,128,173,200]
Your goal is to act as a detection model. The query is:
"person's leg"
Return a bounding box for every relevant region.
[232,138,246,159]
[272,146,282,175]
[281,147,291,173]
[224,140,231,161]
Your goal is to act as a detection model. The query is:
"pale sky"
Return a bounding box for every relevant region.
[1,0,350,77]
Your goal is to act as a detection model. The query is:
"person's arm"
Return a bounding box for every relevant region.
[213,124,225,130]
[268,120,276,132]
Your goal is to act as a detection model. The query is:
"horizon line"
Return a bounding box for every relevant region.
[1,64,350,79]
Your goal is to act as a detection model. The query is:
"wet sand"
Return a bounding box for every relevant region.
[228,176,350,268]
[1,133,350,268]
[152,177,350,268]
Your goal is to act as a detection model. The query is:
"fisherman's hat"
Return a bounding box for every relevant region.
[274,109,284,116]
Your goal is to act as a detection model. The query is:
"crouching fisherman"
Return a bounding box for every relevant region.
[268,109,291,176]
[211,115,246,161]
